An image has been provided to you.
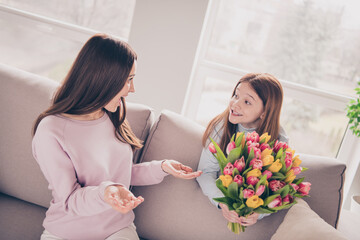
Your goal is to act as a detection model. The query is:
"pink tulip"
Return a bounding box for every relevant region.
[298,182,311,196]
[234,175,244,186]
[254,148,262,159]
[247,176,259,186]
[250,158,263,170]
[269,180,286,192]
[208,143,217,154]
[246,131,260,143]
[274,140,288,153]
[290,183,299,191]
[234,157,245,172]
[226,141,236,155]
[260,143,270,151]
[256,185,265,196]
[268,196,282,208]
[223,162,234,175]
[262,170,273,180]
[291,167,302,175]
[285,157,292,168]
[282,194,293,204]
[243,189,255,198]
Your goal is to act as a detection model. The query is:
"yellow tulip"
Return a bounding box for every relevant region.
[286,148,295,158]
[285,170,296,183]
[262,155,274,166]
[261,148,273,160]
[219,175,233,188]
[247,169,262,178]
[268,159,282,173]
[292,156,302,167]
[246,195,264,208]
[260,132,271,144]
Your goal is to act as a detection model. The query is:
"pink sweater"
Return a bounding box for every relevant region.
[32,113,168,240]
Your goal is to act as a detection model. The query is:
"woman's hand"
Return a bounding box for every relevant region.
[161,160,202,179]
[219,203,259,226]
[104,185,144,214]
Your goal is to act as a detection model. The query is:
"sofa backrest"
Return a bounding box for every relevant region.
[0,63,154,208]
[133,110,346,240]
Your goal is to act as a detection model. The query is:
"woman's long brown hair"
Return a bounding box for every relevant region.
[202,73,283,153]
[33,34,142,150]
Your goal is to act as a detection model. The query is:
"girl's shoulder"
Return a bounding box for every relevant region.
[278,125,289,143]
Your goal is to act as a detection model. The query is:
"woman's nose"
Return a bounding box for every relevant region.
[129,81,135,93]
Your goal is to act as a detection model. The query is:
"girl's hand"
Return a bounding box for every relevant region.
[161,160,202,179]
[219,203,259,226]
[104,185,144,214]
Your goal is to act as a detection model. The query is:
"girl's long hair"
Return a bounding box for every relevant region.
[33,34,142,150]
[202,73,283,153]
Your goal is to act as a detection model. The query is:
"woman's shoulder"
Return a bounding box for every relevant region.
[35,115,67,138]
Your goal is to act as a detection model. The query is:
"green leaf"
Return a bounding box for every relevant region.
[228,182,239,200]
[231,134,235,143]
[215,178,228,197]
[280,185,290,198]
[264,194,280,206]
[232,168,240,177]
[228,147,242,164]
[301,167,308,172]
[246,148,255,167]
[209,137,227,171]
[255,175,267,191]
[235,132,244,148]
[294,177,304,185]
[213,197,235,210]
[254,207,276,214]
[271,200,297,211]
[275,148,284,160]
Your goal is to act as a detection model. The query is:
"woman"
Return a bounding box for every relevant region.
[32,34,202,240]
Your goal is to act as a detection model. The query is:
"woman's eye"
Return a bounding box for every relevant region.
[245,100,251,105]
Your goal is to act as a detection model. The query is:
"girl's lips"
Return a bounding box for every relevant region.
[231,109,242,116]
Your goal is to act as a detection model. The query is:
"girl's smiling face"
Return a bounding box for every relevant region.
[228,82,264,128]
[104,61,136,112]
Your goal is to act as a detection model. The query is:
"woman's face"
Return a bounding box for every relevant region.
[228,82,264,128]
[104,61,137,112]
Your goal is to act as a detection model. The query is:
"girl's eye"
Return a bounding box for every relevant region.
[234,94,239,99]
[245,100,251,105]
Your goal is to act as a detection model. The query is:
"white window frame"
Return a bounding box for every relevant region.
[182,0,360,206]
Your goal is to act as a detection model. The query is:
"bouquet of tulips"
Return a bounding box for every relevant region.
[209,131,311,233]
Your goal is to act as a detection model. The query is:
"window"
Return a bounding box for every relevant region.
[183,0,360,158]
[0,0,135,82]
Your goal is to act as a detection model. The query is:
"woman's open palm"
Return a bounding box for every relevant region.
[104,185,144,214]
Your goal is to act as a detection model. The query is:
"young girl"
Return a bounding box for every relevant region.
[196,73,288,227]
[32,34,202,240]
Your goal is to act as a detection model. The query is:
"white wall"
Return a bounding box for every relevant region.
[127,0,209,116]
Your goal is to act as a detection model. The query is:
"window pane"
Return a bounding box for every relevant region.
[195,75,348,158]
[0,13,83,82]
[206,0,360,97]
[2,0,136,39]
[0,0,135,82]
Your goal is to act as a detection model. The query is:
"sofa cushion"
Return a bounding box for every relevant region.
[294,153,346,228]
[0,63,154,208]
[0,193,47,240]
[271,199,347,240]
[132,110,346,240]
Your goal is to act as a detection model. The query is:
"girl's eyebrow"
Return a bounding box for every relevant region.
[128,74,135,78]
[246,93,256,101]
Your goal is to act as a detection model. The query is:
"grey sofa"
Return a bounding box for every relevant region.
[0,63,346,240]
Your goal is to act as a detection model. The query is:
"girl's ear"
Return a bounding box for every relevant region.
[260,112,265,119]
